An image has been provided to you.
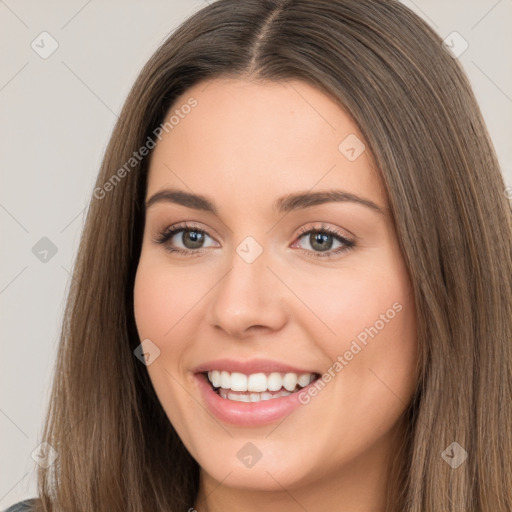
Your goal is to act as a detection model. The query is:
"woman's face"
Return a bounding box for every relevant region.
[134,77,418,495]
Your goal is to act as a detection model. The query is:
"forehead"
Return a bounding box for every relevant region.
[146,77,385,212]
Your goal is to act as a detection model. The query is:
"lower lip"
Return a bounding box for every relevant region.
[195,373,314,427]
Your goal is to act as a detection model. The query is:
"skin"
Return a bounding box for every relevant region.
[133,77,418,512]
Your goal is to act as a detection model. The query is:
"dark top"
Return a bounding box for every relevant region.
[3,499,38,512]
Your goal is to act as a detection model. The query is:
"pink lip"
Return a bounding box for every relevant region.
[194,372,320,427]
[192,358,317,375]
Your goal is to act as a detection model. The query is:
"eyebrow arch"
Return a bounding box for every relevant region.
[145,188,385,215]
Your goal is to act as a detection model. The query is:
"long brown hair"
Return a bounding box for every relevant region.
[35,0,512,510]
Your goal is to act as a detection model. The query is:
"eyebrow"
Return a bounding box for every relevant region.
[145,188,385,215]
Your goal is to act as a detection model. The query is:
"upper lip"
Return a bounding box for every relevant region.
[192,358,319,375]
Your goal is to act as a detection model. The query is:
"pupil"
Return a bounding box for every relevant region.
[184,230,204,248]
[311,232,332,251]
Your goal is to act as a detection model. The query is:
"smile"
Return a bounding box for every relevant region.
[193,359,322,425]
[206,370,318,402]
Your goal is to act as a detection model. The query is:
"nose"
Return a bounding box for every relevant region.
[205,244,288,340]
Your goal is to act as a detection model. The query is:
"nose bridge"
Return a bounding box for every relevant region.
[205,235,287,337]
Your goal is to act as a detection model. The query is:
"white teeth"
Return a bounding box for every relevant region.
[283,373,298,392]
[230,372,248,392]
[247,373,268,392]
[267,372,283,391]
[298,373,313,387]
[218,388,294,402]
[220,371,230,389]
[206,370,317,396]
[210,370,221,388]
[227,392,250,402]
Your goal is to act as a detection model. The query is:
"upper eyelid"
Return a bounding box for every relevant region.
[158,225,354,262]
[296,223,354,240]
[159,222,353,244]
[160,221,218,239]
[154,222,356,262]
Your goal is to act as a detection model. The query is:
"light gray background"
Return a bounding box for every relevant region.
[1,0,511,507]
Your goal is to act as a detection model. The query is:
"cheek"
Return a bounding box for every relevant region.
[133,264,171,338]
[297,251,417,401]
[285,260,417,464]
[297,261,412,351]
[133,259,202,443]
[133,257,202,341]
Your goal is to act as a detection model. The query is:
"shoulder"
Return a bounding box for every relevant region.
[3,499,39,512]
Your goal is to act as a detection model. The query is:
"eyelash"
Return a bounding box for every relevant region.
[154,221,355,259]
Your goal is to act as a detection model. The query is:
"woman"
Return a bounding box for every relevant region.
[6,0,511,510]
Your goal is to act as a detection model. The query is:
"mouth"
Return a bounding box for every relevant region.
[202,370,321,403]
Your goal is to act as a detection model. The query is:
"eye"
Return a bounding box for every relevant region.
[153,221,355,259]
[293,223,355,259]
[154,222,218,255]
